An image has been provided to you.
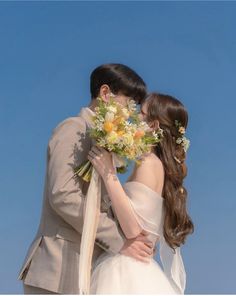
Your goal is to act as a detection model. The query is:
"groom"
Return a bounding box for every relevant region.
[18,63,156,294]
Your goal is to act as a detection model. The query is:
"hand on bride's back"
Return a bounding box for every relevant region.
[119,231,157,263]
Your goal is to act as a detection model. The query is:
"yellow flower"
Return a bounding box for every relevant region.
[106,131,118,144]
[179,126,185,134]
[123,134,134,146]
[104,121,114,133]
[117,130,125,136]
[113,116,124,125]
[126,147,136,159]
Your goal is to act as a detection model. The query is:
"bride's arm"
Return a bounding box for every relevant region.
[88,146,161,239]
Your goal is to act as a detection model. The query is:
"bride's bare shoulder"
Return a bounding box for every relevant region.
[130,152,164,194]
[140,152,163,169]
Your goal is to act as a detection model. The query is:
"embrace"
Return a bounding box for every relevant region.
[18,63,194,294]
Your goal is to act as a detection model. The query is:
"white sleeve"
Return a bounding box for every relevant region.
[122,182,164,237]
[123,182,186,294]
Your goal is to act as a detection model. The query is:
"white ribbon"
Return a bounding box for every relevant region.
[79,167,101,294]
[159,236,186,294]
[78,106,127,294]
[78,151,125,294]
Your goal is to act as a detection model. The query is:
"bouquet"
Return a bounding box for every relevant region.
[74,96,163,182]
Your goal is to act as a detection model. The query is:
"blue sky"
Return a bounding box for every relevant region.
[0,1,236,294]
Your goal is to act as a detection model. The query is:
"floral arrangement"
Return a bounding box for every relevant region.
[74,97,163,182]
[174,120,190,152]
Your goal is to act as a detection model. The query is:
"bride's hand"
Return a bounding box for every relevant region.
[88,145,116,179]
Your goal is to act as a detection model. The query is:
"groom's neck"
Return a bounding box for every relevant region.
[87,98,98,111]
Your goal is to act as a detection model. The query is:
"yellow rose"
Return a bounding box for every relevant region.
[123,134,134,146]
[104,121,114,132]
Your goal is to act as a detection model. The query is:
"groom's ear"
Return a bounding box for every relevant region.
[98,84,111,102]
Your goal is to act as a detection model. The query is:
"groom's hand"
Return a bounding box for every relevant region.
[119,231,156,263]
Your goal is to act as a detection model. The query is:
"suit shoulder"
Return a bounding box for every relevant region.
[48,116,87,152]
[50,116,86,138]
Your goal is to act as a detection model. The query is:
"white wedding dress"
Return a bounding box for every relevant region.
[90,181,186,294]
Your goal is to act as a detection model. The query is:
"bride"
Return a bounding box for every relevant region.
[87,92,194,294]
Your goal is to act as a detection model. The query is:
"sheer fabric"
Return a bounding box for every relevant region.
[90,181,186,294]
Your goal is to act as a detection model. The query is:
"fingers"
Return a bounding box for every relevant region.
[90,146,101,156]
[88,150,97,159]
[88,146,104,161]
[120,242,153,263]
[88,152,100,168]
[88,152,98,166]
[144,242,154,250]
[131,237,154,256]
[135,253,151,264]
[135,235,153,247]
[139,250,153,258]
[90,146,108,159]
[95,146,106,153]
[87,154,96,165]
[139,229,149,236]
[122,247,151,263]
[141,244,153,255]
[136,241,153,255]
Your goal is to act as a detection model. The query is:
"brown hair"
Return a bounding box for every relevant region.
[146,92,194,251]
[90,63,147,104]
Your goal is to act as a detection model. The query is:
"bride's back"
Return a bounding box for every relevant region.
[127,152,165,198]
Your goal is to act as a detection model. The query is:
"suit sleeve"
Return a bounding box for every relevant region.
[47,118,125,254]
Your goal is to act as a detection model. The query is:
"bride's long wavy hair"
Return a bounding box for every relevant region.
[145,92,194,251]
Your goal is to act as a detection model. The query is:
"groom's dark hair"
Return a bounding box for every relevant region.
[90,63,147,104]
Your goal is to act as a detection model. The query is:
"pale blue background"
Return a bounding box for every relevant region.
[0,1,235,294]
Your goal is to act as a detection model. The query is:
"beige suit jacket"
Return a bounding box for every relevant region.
[17,109,126,294]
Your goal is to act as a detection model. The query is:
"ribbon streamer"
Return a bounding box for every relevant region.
[79,167,101,294]
[78,152,126,294]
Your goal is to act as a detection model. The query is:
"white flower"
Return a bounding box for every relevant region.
[105,112,115,122]
[182,137,190,152]
[139,121,151,132]
[176,136,190,152]
[98,138,106,146]
[127,99,136,112]
[96,115,105,123]
[176,137,182,145]
[107,106,117,113]
[122,108,130,119]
